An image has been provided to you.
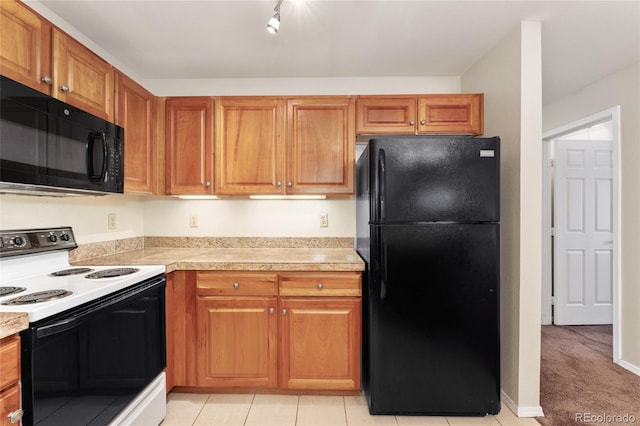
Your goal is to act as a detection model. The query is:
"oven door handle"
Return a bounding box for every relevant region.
[36,317,76,338]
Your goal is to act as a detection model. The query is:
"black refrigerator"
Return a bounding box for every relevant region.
[356,135,500,416]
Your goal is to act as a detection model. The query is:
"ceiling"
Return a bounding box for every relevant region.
[27,0,640,104]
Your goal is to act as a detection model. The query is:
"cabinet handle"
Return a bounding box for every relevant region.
[233,282,239,289]
[41,75,53,85]
[281,309,287,316]
[205,181,211,188]
[420,119,427,125]
[317,283,323,290]
[287,181,293,188]
[276,181,282,187]
[268,307,275,314]
[409,120,415,126]
[7,409,23,424]
[60,84,70,93]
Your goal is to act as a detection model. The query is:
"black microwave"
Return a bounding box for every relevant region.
[0,75,123,196]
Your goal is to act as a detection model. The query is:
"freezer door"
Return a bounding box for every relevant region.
[366,223,500,415]
[369,136,500,223]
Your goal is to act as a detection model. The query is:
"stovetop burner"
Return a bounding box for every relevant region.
[0,286,26,297]
[2,289,72,305]
[49,267,94,277]
[85,268,140,279]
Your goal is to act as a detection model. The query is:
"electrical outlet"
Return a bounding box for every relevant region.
[189,214,199,228]
[108,213,117,230]
[320,213,329,228]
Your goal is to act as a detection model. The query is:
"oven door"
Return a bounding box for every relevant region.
[20,275,166,426]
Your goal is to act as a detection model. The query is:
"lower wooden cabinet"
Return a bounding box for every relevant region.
[189,270,361,392]
[0,334,22,426]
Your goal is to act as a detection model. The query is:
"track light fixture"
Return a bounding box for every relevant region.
[267,0,285,34]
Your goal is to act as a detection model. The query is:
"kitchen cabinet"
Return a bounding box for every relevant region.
[286,97,355,195]
[278,273,361,390]
[165,97,215,195]
[0,0,51,93]
[196,272,278,388]
[116,71,158,194]
[215,97,284,195]
[215,96,355,196]
[194,271,361,391]
[0,334,23,425]
[356,94,483,135]
[0,0,114,121]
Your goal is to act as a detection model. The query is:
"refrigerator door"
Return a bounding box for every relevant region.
[366,223,500,415]
[368,136,500,224]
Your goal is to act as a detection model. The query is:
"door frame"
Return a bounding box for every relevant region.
[541,106,621,362]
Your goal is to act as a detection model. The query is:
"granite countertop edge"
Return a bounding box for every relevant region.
[0,312,29,339]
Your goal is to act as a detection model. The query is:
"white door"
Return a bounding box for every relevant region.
[554,139,613,325]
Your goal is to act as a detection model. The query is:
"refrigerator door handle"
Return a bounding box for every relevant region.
[377,149,386,222]
[380,228,388,301]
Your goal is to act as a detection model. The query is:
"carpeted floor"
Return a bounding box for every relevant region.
[537,325,640,425]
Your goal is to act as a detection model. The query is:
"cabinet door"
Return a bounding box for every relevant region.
[165,97,215,195]
[215,97,284,195]
[0,0,51,94]
[0,385,21,426]
[52,29,114,121]
[197,297,277,388]
[286,97,355,195]
[417,94,483,135]
[355,96,417,134]
[279,298,361,390]
[116,72,157,194]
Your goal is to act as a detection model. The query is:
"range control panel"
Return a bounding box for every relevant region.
[0,227,78,257]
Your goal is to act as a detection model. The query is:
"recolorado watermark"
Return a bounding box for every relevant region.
[575,412,637,423]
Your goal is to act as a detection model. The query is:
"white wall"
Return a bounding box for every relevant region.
[462,22,543,417]
[543,62,640,373]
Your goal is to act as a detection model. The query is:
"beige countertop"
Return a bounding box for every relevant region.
[0,312,29,339]
[73,247,365,273]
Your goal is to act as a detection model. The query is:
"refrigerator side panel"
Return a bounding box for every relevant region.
[355,144,371,263]
[369,136,500,223]
[368,223,500,415]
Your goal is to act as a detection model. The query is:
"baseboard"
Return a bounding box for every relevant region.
[618,359,640,376]
[501,390,545,418]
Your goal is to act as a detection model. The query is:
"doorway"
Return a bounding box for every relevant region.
[541,106,621,362]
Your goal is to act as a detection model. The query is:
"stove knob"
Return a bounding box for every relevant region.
[48,234,58,243]
[60,233,70,242]
[13,236,25,247]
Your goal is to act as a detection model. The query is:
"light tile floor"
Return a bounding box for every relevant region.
[161,392,541,426]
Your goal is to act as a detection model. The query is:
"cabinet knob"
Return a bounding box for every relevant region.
[41,75,53,85]
[7,409,23,424]
[233,282,239,289]
[317,283,323,290]
[420,119,427,125]
[409,120,415,126]
[268,307,275,314]
[287,181,293,188]
[276,181,282,187]
[205,181,211,188]
[281,309,287,316]
[60,85,70,93]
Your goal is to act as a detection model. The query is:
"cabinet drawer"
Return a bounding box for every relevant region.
[0,384,21,426]
[279,273,361,297]
[197,272,278,296]
[0,335,19,391]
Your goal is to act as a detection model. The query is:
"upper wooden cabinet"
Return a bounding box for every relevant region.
[0,0,115,121]
[286,97,355,195]
[116,71,158,194]
[165,97,215,195]
[0,0,51,93]
[215,97,284,195]
[52,29,114,121]
[356,94,483,135]
[215,96,355,196]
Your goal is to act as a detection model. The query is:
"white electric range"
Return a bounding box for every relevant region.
[0,227,167,426]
